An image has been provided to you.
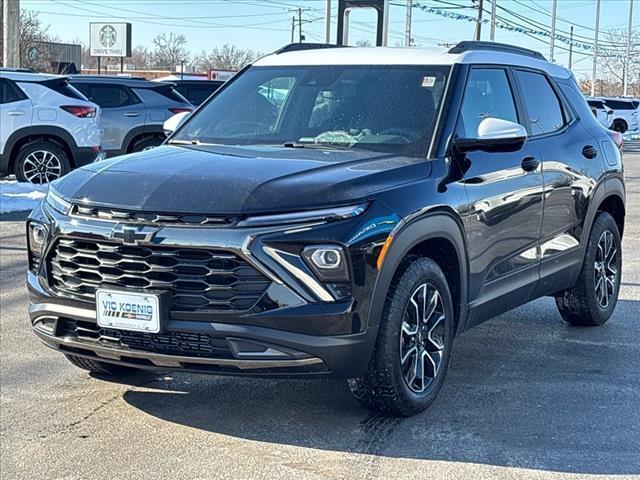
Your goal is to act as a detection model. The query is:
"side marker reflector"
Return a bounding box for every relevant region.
[377,235,394,270]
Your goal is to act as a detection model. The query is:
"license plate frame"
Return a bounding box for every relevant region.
[96,289,162,333]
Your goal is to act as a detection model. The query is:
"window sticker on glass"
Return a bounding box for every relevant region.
[422,76,436,88]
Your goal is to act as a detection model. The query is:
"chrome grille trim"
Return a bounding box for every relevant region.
[48,238,271,312]
[71,204,239,227]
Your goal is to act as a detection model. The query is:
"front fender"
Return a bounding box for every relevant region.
[366,211,469,337]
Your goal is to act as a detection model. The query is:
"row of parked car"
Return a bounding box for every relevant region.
[0,68,224,184]
[586,96,639,133]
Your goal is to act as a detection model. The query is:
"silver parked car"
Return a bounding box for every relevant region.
[69,76,193,157]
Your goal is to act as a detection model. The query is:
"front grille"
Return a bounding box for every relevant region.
[57,318,233,358]
[71,204,238,227]
[48,238,270,312]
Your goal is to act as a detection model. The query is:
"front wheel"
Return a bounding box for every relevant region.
[348,258,455,416]
[130,136,163,153]
[555,212,622,326]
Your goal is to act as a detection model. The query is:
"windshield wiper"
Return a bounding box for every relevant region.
[283,141,351,150]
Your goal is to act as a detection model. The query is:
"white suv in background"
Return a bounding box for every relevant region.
[599,97,639,133]
[0,69,103,184]
[586,98,613,129]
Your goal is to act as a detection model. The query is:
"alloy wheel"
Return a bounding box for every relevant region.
[22,150,62,184]
[400,283,446,394]
[594,230,618,308]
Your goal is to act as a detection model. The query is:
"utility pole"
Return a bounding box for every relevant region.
[549,0,557,62]
[3,0,20,68]
[591,0,600,97]
[325,0,331,43]
[490,0,496,41]
[291,16,295,43]
[405,0,412,46]
[474,0,484,41]
[623,0,634,96]
[298,7,303,43]
[568,26,574,69]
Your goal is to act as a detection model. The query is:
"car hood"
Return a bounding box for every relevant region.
[53,145,430,215]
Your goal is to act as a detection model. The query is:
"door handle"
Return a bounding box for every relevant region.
[582,145,598,159]
[124,112,140,117]
[7,110,25,116]
[521,156,540,172]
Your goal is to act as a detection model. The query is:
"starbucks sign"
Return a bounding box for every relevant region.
[89,23,132,57]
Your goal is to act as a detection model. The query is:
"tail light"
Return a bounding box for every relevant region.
[169,107,193,115]
[606,129,623,153]
[60,105,96,118]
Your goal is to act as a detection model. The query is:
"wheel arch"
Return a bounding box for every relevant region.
[124,125,165,153]
[4,126,77,172]
[582,176,625,245]
[367,209,469,337]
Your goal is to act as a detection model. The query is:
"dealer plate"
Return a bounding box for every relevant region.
[96,289,160,333]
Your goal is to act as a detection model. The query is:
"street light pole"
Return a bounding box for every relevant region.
[325,0,331,43]
[623,0,634,96]
[569,26,574,70]
[405,0,412,46]
[550,0,557,62]
[490,0,496,41]
[591,0,601,97]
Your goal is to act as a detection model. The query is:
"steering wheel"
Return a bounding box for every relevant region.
[377,128,416,144]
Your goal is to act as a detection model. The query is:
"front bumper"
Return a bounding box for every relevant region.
[26,200,397,378]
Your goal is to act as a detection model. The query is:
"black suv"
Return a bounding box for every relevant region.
[27,42,625,416]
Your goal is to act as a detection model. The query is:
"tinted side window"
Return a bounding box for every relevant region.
[457,68,518,138]
[186,85,219,106]
[43,79,87,100]
[515,70,564,135]
[0,79,26,104]
[150,85,190,104]
[587,100,604,109]
[89,84,139,108]
[604,100,636,110]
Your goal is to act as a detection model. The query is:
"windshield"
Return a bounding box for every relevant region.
[172,65,450,157]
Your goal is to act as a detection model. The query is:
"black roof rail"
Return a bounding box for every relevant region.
[448,41,546,61]
[68,74,148,80]
[274,43,345,54]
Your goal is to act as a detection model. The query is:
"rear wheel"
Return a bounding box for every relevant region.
[555,212,621,326]
[348,258,454,416]
[130,136,163,153]
[64,354,140,376]
[612,119,628,133]
[15,141,70,184]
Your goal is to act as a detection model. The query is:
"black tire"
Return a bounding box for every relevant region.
[64,354,140,376]
[348,258,455,416]
[14,141,71,184]
[612,119,628,133]
[555,212,622,326]
[130,136,163,153]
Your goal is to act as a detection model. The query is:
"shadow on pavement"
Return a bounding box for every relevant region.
[122,298,640,476]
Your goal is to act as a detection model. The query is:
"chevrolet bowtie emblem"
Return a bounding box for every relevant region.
[110,224,158,245]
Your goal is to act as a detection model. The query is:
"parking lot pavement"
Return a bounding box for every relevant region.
[1,158,639,480]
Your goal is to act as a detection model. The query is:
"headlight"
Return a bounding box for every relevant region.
[238,203,367,228]
[27,221,48,272]
[302,244,349,283]
[45,188,72,215]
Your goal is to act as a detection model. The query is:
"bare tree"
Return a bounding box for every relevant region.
[0,10,54,70]
[152,32,189,69]
[598,29,640,96]
[196,44,260,71]
[355,39,373,47]
[130,45,152,69]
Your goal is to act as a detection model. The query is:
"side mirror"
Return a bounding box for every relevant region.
[163,111,191,137]
[454,117,527,153]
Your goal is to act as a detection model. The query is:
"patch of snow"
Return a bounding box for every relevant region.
[0,179,48,214]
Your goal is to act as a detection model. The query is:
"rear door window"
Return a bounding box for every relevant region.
[185,85,220,105]
[457,68,518,138]
[514,70,565,135]
[604,100,636,110]
[86,84,140,108]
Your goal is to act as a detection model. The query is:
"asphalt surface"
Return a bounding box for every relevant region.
[1,154,639,480]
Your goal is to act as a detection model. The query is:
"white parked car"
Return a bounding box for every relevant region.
[586,98,613,128]
[0,69,103,184]
[599,97,639,133]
